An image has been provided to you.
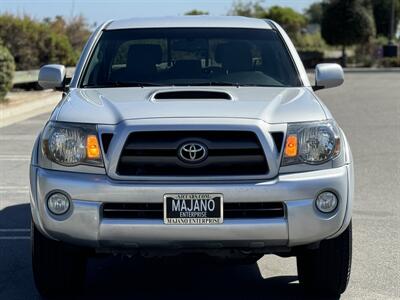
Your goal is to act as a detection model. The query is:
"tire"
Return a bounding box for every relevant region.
[31,222,88,297]
[296,222,352,296]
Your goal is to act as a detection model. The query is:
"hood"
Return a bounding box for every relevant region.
[53,86,327,124]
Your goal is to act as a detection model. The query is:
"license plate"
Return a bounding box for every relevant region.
[164,193,223,225]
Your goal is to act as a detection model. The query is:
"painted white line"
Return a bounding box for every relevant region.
[0,191,29,194]
[0,155,30,161]
[19,119,46,125]
[0,159,30,161]
[0,186,29,189]
[0,237,30,240]
[0,135,36,141]
[0,187,30,194]
[0,155,30,158]
[0,229,30,232]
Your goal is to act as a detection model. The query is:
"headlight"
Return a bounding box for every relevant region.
[282,121,340,166]
[42,122,103,167]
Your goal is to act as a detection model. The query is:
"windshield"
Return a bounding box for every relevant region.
[81,28,301,88]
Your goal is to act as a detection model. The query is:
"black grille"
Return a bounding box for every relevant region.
[271,132,284,153]
[102,202,284,219]
[224,202,284,218]
[103,203,163,219]
[117,131,268,176]
[101,133,114,154]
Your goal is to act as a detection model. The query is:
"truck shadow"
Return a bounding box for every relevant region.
[0,203,31,228]
[81,255,339,300]
[0,204,339,300]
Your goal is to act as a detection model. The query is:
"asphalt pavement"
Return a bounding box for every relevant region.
[0,72,399,299]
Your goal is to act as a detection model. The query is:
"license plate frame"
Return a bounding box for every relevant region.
[163,193,223,225]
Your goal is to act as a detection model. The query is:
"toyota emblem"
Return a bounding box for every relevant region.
[178,142,208,163]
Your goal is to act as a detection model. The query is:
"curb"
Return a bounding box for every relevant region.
[307,67,400,73]
[0,93,61,128]
[343,67,400,73]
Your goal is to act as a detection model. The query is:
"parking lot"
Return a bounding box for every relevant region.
[0,72,399,299]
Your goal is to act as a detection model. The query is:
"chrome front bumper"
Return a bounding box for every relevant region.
[30,165,353,249]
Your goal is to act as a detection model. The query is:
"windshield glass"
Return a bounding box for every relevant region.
[81,28,301,88]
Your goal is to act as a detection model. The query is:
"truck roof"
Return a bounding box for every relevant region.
[106,16,272,30]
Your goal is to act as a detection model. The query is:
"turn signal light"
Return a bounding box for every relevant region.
[86,135,101,159]
[284,134,298,157]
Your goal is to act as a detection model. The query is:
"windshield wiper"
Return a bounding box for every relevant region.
[82,81,166,88]
[192,81,240,87]
[193,82,285,87]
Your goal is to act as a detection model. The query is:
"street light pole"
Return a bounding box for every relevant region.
[390,0,395,42]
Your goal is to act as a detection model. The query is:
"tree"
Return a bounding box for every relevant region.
[321,0,375,66]
[184,9,209,15]
[230,2,307,39]
[305,2,325,24]
[267,6,307,36]
[229,1,266,18]
[371,0,400,39]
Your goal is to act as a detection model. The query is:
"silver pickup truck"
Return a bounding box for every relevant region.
[30,16,353,297]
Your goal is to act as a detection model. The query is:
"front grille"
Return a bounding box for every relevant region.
[101,133,114,154]
[117,131,268,176]
[103,203,163,219]
[270,132,284,153]
[224,202,284,218]
[102,202,285,219]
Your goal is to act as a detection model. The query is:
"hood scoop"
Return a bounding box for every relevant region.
[151,90,233,101]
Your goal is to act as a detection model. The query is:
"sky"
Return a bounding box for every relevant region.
[0,0,317,25]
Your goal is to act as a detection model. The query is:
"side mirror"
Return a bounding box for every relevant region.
[314,63,344,91]
[38,64,66,89]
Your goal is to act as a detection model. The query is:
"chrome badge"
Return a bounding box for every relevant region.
[178,142,208,163]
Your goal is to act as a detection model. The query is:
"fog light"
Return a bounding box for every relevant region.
[47,192,70,215]
[316,191,338,213]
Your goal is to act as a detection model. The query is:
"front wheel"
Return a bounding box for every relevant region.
[31,222,88,297]
[296,222,352,296]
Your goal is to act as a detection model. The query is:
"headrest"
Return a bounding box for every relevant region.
[127,44,162,68]
[174,60,202,71]
[215,42,253,72]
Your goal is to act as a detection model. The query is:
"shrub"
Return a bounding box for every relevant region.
[295,32,327,51]
[0,14,76,70]
[353,36,389,67]
[0,44,15,101]
[298,50,324,69]
[45,15,91,62]
[378,57,400,67]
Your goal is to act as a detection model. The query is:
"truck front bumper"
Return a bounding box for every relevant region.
[30,165,353,249]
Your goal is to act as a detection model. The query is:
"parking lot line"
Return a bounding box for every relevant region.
[0,135,36,141]
[0,228,31,240]
[0,191,30,194]
[0,186,29,189]
[0,155,30,161]
[0,237,30,240]
[0,229,30,232]
[0,186,29,194]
